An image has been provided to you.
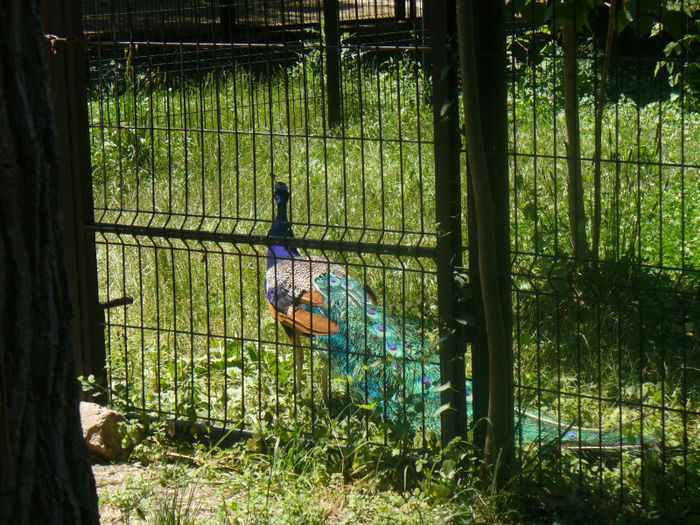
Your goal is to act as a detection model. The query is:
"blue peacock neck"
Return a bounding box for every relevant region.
[267,187,299,269]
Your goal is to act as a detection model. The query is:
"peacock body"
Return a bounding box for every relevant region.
[266,182,622,447]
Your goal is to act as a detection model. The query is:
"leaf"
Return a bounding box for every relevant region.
[520,0,549,28]
[441,458,456,477]
[436,381,452,393]
[440,99,454,117]
[662,9,684,39]
[432,403,453,418]
[247,344,258,363]
[455,313,476,326]
[574,0,593,31]
[522,202,537,221]
[628,0,656,38]
[664,42,678,56]
[369,359,384,368]
[440,64,450,81]
[617,8,633,34]
[415,458,426,473]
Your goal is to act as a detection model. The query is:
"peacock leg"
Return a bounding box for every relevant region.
[282,324,303,394]
[320,356,330,403]
[293,331,303,394]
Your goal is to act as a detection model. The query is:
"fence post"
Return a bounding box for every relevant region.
[221,0,236,40]
[395,0,406,19]
[431,0,468,444]
[323,0,341,128]
[45,0,106,391]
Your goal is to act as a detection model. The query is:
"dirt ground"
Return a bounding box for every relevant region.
[93,462,226,524]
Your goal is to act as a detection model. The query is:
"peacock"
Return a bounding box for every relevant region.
[265,181,624,447]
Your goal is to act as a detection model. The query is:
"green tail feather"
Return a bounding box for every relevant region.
[307,271,624,447]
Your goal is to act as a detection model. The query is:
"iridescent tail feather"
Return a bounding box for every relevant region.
[308,271,626,447]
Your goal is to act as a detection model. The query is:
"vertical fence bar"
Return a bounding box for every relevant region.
[221,0,236,40]
[431,0,468,444]
[45,0,106,389]
[395,0,406,19]
[323,0,341,128]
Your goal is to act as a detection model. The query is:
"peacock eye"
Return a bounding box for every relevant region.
[373,324,386,335]
[386,342,401,356]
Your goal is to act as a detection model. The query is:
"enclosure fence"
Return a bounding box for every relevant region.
[68,0,699,514]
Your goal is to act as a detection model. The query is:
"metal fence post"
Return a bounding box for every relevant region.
[395,0,406,19]
[431,0,468,444]
[221,0,237,40]
[323,0,341,128]
[45,0,106,390]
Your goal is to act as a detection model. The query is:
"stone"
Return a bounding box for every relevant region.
[80,401,126,460]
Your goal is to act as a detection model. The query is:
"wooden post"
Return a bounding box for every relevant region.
[323,0,341,128]
[45,0,106,389]
[431,0,468,444]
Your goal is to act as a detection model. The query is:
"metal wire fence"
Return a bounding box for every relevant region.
[507,0,699,511]
[80,0,699,513]
[83,0,445,449]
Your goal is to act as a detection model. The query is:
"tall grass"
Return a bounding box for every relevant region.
[88,42,700,513]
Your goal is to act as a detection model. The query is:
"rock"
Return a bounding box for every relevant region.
[80,402,126,460]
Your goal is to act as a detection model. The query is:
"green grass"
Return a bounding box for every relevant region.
[87,44,700,520]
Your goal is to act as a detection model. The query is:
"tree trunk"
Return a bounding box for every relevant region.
[467,0,513,466]
[561,19,589,263]
[456,0,513,482]
[592,0,617,261]
[0,1,100,523]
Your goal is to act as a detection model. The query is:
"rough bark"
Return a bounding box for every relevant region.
[456,0,514,480]
[592,0,617,261]
[561,18,590,263]
[0,1,100,523]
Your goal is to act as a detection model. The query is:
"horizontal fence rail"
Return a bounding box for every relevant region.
[83,0,448,451]
[80,0,699,516]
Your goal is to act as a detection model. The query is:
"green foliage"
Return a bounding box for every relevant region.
[89,35,700,520]
[509,0,700,99]
[149,485,200,525]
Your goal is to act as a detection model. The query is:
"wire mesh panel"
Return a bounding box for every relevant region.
[81,0,699,512]
[507,0,699,512]
[84,0,444,447]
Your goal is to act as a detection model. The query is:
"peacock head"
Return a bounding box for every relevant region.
[274,181,290,207]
